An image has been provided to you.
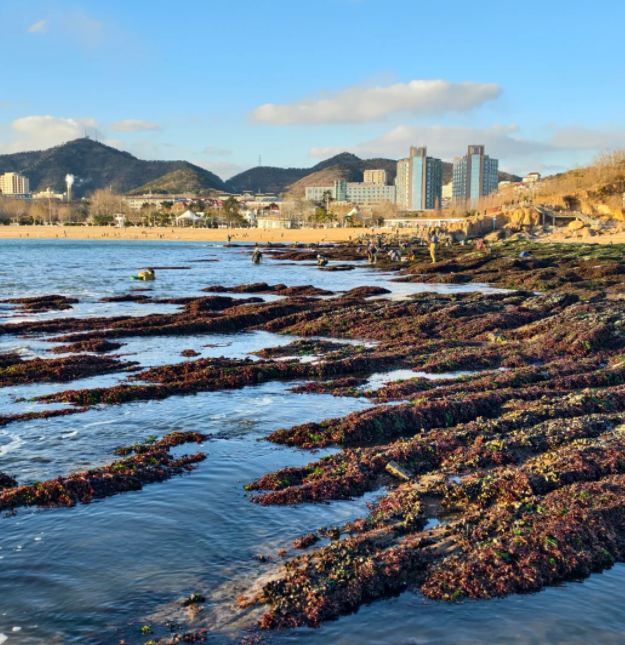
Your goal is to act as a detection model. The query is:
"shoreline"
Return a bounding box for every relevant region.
[0,225,406,244]
[4,223,625,246]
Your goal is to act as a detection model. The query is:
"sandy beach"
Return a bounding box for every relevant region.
[0,225,406,244]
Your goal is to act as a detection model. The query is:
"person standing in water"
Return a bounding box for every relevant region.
[251,245,263,264]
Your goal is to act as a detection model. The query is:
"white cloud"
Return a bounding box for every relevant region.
[251,80,501,125]
[109,119,161,133]
[0,115,101,153]
[28,19,47,34]
[310,124,548,161]
[309,123,625,175]
[549,126,625,151]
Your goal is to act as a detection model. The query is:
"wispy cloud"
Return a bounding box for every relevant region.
[110,119,161,133]
[27,19,47,34]
[197,160,244,180]
[310,124,547,161]
[24,10,114,49]
[203,145,232,157]
[62,10,104,48]
[251,80,501,125]
[549,126,625,151]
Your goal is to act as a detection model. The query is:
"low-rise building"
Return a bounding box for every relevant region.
[363,169,387,185]
[522,172,541,184]
[305,179,395,205]
[32,187,65,201]
[257,214,300,229]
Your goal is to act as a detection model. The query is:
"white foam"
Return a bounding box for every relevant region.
[0,633,7,644]
[0,433,23,457]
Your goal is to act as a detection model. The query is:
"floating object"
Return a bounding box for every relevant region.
[132,269,155,281]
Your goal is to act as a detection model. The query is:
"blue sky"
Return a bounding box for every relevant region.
[1,0,624,178]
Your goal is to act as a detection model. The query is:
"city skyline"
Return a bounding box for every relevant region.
[1,0,625,179]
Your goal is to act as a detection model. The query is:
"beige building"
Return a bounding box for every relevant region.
[395,158,411,209]
[257,214,299,229]
[32,187,64,201]
[522,172,541,184]
[0,172,30,196]
[363,169,387,185]
[305,179,395,205]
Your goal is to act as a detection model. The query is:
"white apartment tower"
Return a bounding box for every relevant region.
[0,172,30,196]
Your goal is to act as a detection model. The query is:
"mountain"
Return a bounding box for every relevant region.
[0,139,522,199]
[128,168,223,195]
[0,138,227,197]
[226,153,521,196]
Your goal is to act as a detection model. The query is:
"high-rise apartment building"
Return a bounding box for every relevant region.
[394,146,442,210]
[452,145,498,204]
[363,169,387,185]
[0,172,30,196]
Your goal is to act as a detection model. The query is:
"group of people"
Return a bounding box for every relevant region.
[244,223,492,271]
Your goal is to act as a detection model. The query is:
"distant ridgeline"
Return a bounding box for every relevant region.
[0,138,521,198]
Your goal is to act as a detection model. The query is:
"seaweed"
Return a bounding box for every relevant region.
[1,294,78,313]
[0,354,137,387]
[0,431,208,512]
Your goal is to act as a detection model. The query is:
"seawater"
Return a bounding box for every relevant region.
[0,240,623,644]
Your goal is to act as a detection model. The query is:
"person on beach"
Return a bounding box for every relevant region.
[428,231,439,264]
[475,238,490,255]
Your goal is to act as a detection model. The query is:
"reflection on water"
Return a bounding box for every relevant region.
[0,240,619,644]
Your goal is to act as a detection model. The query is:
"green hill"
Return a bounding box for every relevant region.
[0,138,227,197]
[128,168,223,195]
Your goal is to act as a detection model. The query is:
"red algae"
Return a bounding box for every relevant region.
[0,431,208,512]
[50,339,123,354]
[0,407,89,427]
[9,239,625,633]
[0,353,137,387]
[227,241,625,630]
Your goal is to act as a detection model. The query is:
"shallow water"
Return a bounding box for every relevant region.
[0,240,622,644]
